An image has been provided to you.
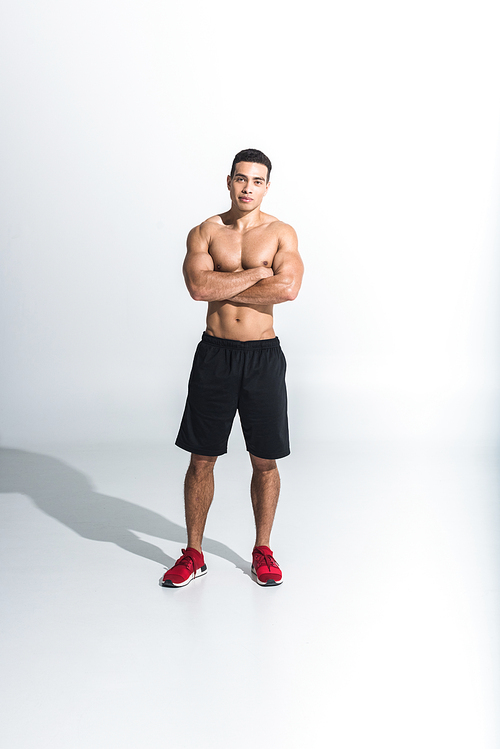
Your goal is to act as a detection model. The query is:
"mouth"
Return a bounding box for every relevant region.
[239,197,253,203]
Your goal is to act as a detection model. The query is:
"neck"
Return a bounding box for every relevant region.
[224,203,263,230]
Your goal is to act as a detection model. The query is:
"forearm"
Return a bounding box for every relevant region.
[187,268,269,302]
[228,276,297,304]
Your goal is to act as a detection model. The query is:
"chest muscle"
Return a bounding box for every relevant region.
[209,228,277,272]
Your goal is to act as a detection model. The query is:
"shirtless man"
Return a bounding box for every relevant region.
[161,148,303,588]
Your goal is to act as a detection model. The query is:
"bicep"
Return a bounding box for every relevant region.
[272,227,303,280]
[269,227,303,301]
[183,226,215,282]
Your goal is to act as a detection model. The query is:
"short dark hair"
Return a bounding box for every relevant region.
[230,148,272,182]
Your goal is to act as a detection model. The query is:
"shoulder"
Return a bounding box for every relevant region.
[191,214,226,236]
[259,216,299,259]
[273,221,298,251]
[187,215,224,248]
[201,213,226,228]
[260,214,297,240]
[277,221,298,240]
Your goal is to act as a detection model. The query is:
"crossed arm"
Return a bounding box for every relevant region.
[183,224,303,305]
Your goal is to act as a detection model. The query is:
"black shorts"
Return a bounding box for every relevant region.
[175,333,290,460]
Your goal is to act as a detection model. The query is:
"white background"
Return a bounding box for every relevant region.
[1,0,499,446]
[1,4,499,748]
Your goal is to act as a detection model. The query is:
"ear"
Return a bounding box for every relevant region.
[227,175,232,190]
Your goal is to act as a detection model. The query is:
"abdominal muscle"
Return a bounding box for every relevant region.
[205,301,275,341]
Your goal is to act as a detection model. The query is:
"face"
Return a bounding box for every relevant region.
[227,161,270,211]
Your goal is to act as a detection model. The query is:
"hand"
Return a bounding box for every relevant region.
[259,266,274,279]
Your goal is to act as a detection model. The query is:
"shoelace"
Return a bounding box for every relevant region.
[254,550,279,571]
[174,549,195,571]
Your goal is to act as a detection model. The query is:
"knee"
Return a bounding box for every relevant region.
[250,454,277,473]
[189,453,217,473]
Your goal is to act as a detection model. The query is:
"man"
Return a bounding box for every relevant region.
[161,148,303,588]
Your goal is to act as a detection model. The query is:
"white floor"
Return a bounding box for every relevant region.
[1,435,498,749]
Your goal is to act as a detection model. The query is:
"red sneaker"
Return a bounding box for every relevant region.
[160,548,207,588]
[251,546,283,586]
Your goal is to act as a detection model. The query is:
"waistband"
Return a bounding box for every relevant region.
[201,332,280,350]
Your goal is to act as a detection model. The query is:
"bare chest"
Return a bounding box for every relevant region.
[209,226,278,272]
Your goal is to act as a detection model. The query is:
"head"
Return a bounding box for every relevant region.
[227,149,272,212]
[230,148,272,183]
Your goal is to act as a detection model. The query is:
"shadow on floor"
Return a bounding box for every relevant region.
[0,447,250,577]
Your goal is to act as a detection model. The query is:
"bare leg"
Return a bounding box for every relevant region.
[250,454,281,548]
[185,454,217,552]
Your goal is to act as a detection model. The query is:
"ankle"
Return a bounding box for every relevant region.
[254,540,271,550]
